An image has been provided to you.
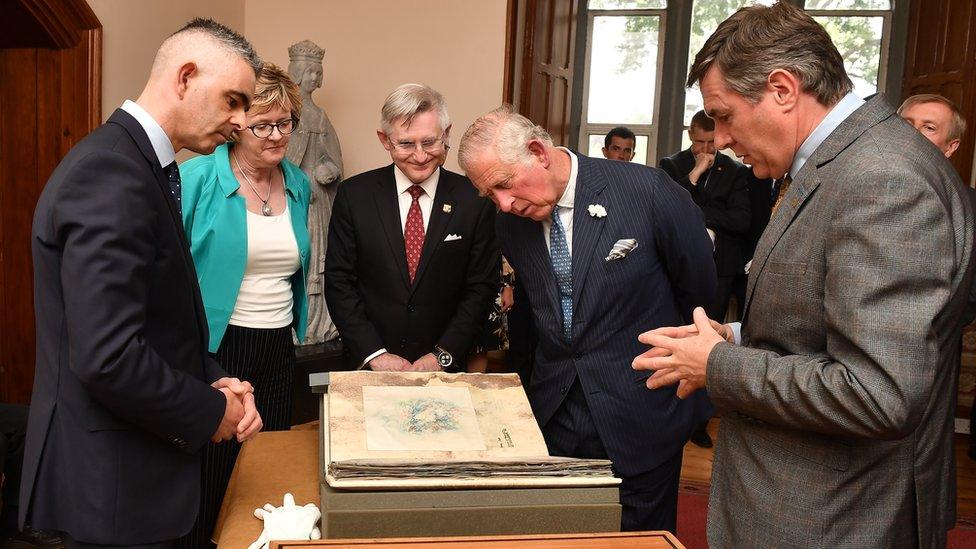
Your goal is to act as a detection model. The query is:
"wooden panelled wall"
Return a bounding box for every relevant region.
[508,0,579,147]
[901,0,976,183]
[0,0,101,403]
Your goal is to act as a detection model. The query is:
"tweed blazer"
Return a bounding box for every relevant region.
[705,95,975,548]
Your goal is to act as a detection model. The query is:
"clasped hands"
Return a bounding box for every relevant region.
[631,307,734,399]
[211,377,263,443]
[369,351,442,372]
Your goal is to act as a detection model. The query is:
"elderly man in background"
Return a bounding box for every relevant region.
[325,84,498,372]
[23,19,263,548]
[633,2,974,547]
[458,107,715,532]
[899,93,967,159]
[899,93,976,462]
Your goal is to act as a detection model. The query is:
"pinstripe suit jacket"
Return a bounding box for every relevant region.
[497,153,716,476]
[705,96,975,548]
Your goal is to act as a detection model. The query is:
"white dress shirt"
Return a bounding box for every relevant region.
[394,165,440,232]
[543,147,578,255]
[120,100,175,168]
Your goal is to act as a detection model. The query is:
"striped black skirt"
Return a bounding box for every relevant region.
[177,324,294,548]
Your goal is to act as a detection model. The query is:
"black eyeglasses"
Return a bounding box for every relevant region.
[247,118,298,139]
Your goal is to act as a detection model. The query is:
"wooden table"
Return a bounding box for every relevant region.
[214,429,683,549]
[270,532,684,548]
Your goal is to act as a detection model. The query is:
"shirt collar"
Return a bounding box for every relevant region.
[790,92,864,178]
[394,164,440,198]
[556,147,577,209]
[121,100,176,168]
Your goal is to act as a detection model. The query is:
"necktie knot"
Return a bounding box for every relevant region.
[771,174,793,216]
[407,185,425,201]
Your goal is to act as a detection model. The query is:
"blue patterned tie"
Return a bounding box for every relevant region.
[164,161,182,217]
[550,206,573,340]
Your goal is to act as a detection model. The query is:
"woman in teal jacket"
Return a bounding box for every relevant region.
[177,63,310,549]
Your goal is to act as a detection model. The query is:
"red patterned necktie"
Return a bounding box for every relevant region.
[404,184,426,283]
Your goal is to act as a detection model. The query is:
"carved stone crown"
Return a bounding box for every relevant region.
[288,40,325,63]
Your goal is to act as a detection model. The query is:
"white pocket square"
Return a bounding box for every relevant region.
[444,234,463,242]
[605,238,638,262]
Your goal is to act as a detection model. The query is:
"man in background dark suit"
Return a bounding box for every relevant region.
[22,20,264,548]
[660,110,750,323]
[458,107,715,532]
[326,84,499,372]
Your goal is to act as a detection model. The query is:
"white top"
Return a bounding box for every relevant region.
[230,205,302,329]
[394,165,440,232]
[542,147,578,255]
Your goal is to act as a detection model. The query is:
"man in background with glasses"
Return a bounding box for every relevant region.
[326,83,499,373]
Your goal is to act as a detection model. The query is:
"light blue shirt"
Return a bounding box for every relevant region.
[730,91,864,345]
[120,100,175,167]
[789,92,864,179]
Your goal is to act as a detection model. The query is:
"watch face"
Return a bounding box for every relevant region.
[437,351,453,367]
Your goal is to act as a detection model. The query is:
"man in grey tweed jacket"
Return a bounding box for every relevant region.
[633,3,975,548]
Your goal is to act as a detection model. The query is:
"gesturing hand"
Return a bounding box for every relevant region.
[632,307,728,399]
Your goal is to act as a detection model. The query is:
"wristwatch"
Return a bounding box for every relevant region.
[434,346,454,369]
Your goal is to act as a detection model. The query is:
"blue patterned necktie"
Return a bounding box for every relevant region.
[164,161,182,217]
[550,206,573,340]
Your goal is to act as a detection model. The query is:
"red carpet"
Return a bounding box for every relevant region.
[676,483,976,548]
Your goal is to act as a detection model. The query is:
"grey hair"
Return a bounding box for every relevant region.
[380,83,450,135]
[170,18,261,75]
[457,105,553,171]
[898,93,968,142]
[687,1,852,107]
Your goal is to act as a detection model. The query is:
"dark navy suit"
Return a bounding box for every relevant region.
[22,109,227,545]
[496,153,715,531]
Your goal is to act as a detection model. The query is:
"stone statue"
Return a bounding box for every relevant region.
[287,40,342,344]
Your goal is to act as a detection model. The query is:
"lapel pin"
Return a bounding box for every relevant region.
[443,204,452,213]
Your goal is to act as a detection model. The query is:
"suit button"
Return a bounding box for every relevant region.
[560,386,568,394]
[407,305,415,313]
[574,352,584,359]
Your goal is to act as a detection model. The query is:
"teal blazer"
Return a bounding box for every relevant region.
[180,143,311,352]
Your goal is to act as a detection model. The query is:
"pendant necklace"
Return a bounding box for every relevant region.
[233,151,275,216]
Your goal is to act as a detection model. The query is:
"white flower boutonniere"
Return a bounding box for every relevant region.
[587,204,607,218]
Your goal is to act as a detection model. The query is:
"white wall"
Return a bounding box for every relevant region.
[86,0,509,175]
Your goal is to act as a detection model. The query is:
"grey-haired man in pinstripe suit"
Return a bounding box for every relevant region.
[459,106,716,533]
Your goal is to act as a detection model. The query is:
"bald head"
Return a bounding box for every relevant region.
[137,18,260,155]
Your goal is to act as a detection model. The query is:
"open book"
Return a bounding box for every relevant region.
[324,371,620,490]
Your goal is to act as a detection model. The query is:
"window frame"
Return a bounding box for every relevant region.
[571,0,907,167]
[577,5,669,164]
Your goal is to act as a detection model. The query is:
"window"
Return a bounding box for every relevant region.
[579,0,668,164]
[681,0,776,151]
[575,0,899,165]
[806,0,892,99]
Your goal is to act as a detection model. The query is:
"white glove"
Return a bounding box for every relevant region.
[247,493,322,549]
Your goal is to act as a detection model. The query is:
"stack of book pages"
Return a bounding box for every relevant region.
[324,371,620,490]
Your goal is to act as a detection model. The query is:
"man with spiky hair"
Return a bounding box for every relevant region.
[22,18,263,547]
[633,2,974,546]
